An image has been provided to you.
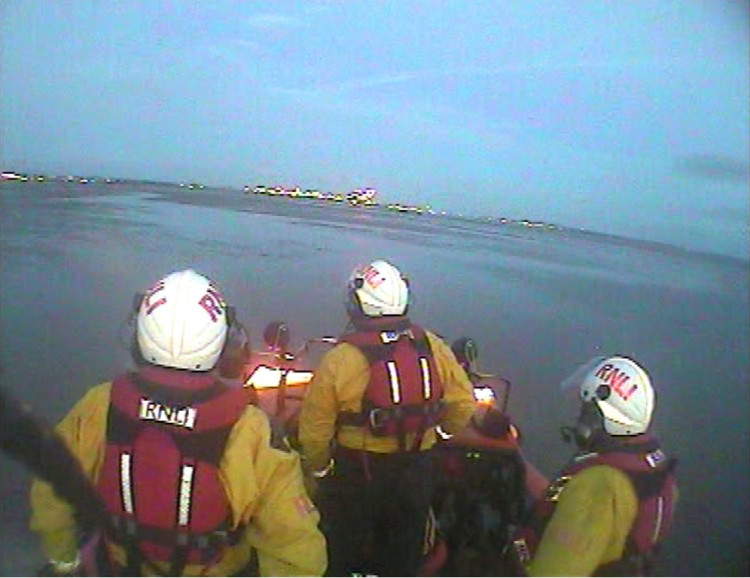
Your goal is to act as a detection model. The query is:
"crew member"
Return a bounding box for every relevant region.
[30,269,327,576]
[298,259,477,576]
[508,356,679,576]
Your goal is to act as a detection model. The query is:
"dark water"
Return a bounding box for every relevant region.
[1,181,748,576]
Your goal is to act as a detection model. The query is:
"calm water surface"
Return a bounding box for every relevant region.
[1,181,748,575]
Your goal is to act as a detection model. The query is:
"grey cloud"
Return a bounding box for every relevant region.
[674,155,750,183]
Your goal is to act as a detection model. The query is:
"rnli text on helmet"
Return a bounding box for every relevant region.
[595,363,638,401]
[143,280,226,323]
[362,265,387,288]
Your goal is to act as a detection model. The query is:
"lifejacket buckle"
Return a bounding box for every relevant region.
[512,538,531,564]
[368,408,387,432]
[210,530,228,546]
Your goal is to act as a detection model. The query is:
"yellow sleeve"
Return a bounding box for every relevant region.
[426,332,477,435]
[298,345,350,473]
[528,465,638,577]
[29,382,111,562]
[224,406,327,576]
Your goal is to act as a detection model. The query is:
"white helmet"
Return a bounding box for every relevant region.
[136,269,229,371]
[574,356,655,436]
[347,260,409,317]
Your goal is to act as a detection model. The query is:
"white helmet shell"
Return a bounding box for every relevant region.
[578,356,655,436]
[136,269,229,371]
[348,260,409,317]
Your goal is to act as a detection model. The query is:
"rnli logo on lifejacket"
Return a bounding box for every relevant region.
[645,449,666,468]
[380,328,413,344]
[139,398,197,429]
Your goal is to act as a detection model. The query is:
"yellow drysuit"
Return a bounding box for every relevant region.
[29,381,327,576]
[528,464,678,576]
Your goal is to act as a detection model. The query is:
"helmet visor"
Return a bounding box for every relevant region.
[559,356,607,394]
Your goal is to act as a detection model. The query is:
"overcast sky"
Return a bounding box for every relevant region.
[1,1,748,258]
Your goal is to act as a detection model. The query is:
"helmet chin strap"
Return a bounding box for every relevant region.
[559,425,576,445]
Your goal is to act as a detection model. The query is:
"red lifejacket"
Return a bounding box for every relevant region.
[96,368,248,574]
[509,436,678,576]
[337,321,445,451]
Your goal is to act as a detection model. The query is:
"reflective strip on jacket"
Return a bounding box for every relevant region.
[298,329,477,473]
[29,379,327,576]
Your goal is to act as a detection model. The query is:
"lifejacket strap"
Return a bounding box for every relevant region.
[108,514,240,550]
[338,400,445,429]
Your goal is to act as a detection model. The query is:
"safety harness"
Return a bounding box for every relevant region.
[508,436,678,576]
[96,370,247,576]
[337,321,445,452]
